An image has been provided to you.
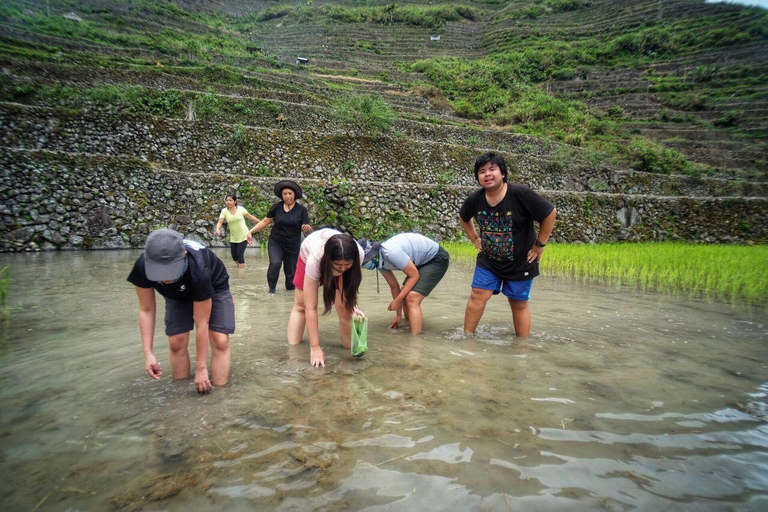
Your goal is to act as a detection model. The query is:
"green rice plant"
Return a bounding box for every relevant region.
[444,242,768,307]
[442,242,480,264]
[541,242,768,307]
[0,266,9,323]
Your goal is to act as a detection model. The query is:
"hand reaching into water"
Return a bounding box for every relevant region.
[145,354,162,380]
[195,367,212,394]
[387,299,401,312]
[311,346,325,368]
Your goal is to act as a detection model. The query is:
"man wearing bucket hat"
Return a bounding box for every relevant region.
[359,233,450,334]
[248,180,311,293]
[127,229,234,393]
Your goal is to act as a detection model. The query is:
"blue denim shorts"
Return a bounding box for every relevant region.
[471,266,533,301]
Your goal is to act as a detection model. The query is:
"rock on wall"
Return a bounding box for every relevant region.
[2,150,766,252]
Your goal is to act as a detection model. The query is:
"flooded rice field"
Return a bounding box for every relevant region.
[0,249,766,511]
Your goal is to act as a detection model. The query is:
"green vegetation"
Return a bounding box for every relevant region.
[0,82,289,123]
[0,0,765,178]
[251,3,477,30]
[402,2,766,170]
[228,124,249,151]
[1,83,185,116]
[331,93,396,135]
[626,137,694,175]
[0,266,8,323]
[444,241,768,307]
[0,2,272,68]
[545,242,768,306]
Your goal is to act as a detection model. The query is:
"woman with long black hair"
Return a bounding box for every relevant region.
[286,228,364,367]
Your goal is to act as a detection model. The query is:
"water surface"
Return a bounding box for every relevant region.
[0,249,766,511]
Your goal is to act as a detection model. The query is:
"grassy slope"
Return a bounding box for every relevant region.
[1,1,765,178]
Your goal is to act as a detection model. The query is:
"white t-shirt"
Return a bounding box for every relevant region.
[300,228,364,281]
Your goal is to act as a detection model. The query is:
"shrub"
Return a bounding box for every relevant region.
[129,90,183,117]
[229,124,248,149]
[713,110,741,128]
[605,106,625,119]
[551,67,575,81]
[331,93,396,135]
[692,64,720,82]
[193,92,221,119]
[626,138,691,175]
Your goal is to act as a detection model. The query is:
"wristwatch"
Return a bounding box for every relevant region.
[534,240,546,248]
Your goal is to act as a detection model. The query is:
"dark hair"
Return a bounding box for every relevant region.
[319,234,362,315]
[474,152,508,183]
[225,193,237,202]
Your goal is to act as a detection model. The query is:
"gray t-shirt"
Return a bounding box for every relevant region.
[379,233,439,271]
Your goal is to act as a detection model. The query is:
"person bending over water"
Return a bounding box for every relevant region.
[249,180,311,293]
[459,151,556,337]
[216,193,260,269]
[287,228,364,367]
[128,229,233,393]
[359,232,449,334]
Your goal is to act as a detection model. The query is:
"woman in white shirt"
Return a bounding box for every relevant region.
[287,228,365,367]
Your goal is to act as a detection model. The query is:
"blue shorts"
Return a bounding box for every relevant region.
[471,266,533,301]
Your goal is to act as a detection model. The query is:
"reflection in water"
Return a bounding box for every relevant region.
[0,249,767,510]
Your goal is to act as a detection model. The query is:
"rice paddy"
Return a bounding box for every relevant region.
[443,241,768,308]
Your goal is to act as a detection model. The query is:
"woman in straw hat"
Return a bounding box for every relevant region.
[249,180,311,293]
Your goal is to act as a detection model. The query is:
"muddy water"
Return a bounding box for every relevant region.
[0,249,766,511]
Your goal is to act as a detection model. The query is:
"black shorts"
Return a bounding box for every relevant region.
[164,288,236,336]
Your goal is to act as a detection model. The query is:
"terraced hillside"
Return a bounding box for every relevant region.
[0,0,766,251]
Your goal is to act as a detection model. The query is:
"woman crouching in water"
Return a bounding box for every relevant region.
[287,228,364,367]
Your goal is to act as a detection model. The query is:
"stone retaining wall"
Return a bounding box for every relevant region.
[2,151,765,252]
[2,105,764,198]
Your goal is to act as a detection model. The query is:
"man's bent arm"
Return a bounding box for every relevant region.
[193,299,213,370]
[390,261,420,309]
[459,216,482,252]
[193,298,213,392]
[136,286,160,379]
[381,270,403,323]
[527,208,557,263]
[136,287,156,354]
[537,208,557,245]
